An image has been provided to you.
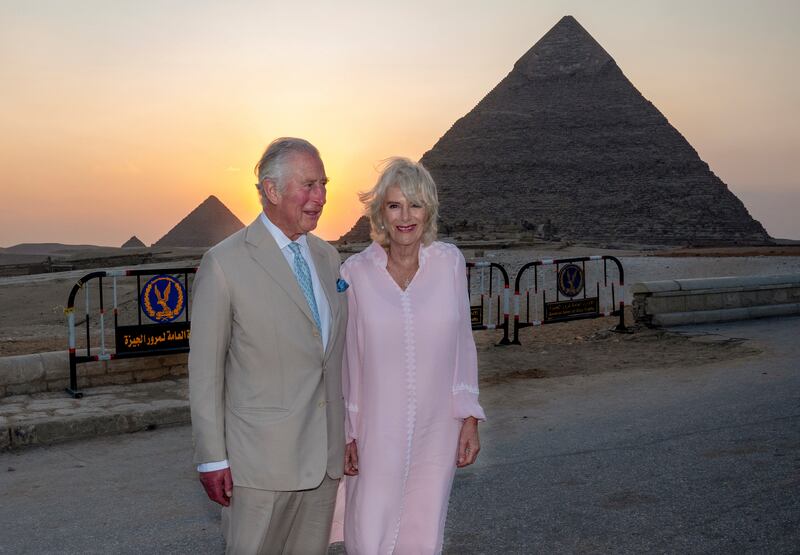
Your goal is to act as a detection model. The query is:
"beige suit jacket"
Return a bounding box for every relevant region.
[188,218,347,491]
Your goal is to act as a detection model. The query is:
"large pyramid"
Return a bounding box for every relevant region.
[341,15,770,246]
[154,195,244,247]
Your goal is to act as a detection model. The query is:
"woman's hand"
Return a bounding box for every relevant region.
[344,440,359,475]
[457,417,480,467]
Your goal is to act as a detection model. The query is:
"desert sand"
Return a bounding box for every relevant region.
[1,245,797,381]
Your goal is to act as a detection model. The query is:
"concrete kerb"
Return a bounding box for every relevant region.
[633,274,800,326]
[653,302,800,327]
[0,379,190,450]
[0,353,47,386]
[0,350,189,397]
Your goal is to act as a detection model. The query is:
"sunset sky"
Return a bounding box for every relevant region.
[1,0,798,246]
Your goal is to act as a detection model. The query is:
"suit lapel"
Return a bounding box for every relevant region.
[308,236,340,360]
[244,219,317,328]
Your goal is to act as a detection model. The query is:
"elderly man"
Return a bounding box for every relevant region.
[189,137,347,553]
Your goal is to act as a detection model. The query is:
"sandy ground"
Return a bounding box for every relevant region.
[0,246,796,374]
[474,311,761,385]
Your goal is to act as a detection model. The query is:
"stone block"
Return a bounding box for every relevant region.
[747,303,800,320]
[127,405,190,429]
[133,368,170,383]
[109,355,181,375]
[46,379,70,392]
[88,373,133,387]
[11,411,50,422]
[10,403,191,448]
[53,407,105,417]
[647,295,686,314]
[108,403,153,413]
[150,399,188,409]
[77,394,120,408]
[86,385,130,396]
[26,398,75,412]
[107,357,157,374]
[685,294,708,312]
[755,290,776,306]
[168,365,188,378]
[0,354,45,387]
[9,421,39,448]
[10,413,130,447]
[0,394,29,404]
[704,293,724,310]
[745,292,763,308]
[0,404,23,417]
[722,292,740,308]
[40,351,69,380]
[0,417,9,450]
[80,360,108,377]
[5,382,38,396]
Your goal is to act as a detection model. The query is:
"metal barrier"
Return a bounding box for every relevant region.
[65,267,196,398]
[61,257,623,395]
[466,261,511,345]
[511,256,626,344]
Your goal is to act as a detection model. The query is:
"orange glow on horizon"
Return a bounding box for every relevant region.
[1,2,799,246]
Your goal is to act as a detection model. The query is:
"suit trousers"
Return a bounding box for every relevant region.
[222,474,339,555]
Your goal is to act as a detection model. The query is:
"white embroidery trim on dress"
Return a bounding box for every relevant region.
[388,290,417,554]
[452,383,479,395]
[346,402,359,412]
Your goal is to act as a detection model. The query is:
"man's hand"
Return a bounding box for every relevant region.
[344,441,359,476]
[457,417,480,468]
[199,467,233,506]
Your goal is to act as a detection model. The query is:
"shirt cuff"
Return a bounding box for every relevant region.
[197,459,230,473]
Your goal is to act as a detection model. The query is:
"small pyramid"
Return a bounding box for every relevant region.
[155,195,245,247]
[121,236,146,248]
[343,15,771,246]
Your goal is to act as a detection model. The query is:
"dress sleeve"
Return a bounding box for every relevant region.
[341,263,362,443]
[451,248,486,421]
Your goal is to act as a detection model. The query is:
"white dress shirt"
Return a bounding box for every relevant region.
[197,212,332,473]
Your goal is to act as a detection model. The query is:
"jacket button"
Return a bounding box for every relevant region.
[318,400,326,408]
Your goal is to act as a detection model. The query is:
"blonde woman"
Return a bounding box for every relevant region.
[338,157,485,553]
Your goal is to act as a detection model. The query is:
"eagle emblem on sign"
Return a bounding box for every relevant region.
[557,264,584,298]
[141,275,185,322]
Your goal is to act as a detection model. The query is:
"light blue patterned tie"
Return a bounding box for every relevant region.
[287,242,321,331]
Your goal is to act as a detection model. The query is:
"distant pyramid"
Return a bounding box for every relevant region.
[338,215,372,244]
[155,195,245,247]
[121,235,146,248]
[341,15,770,246]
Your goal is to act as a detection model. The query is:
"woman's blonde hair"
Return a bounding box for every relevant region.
[359,157,439,247]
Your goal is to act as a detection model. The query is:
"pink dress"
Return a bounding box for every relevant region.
[338,241,486,554]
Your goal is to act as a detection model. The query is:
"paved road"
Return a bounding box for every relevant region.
[1,316,798,554]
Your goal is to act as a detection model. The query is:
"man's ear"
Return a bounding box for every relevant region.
[263,178,281,204]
